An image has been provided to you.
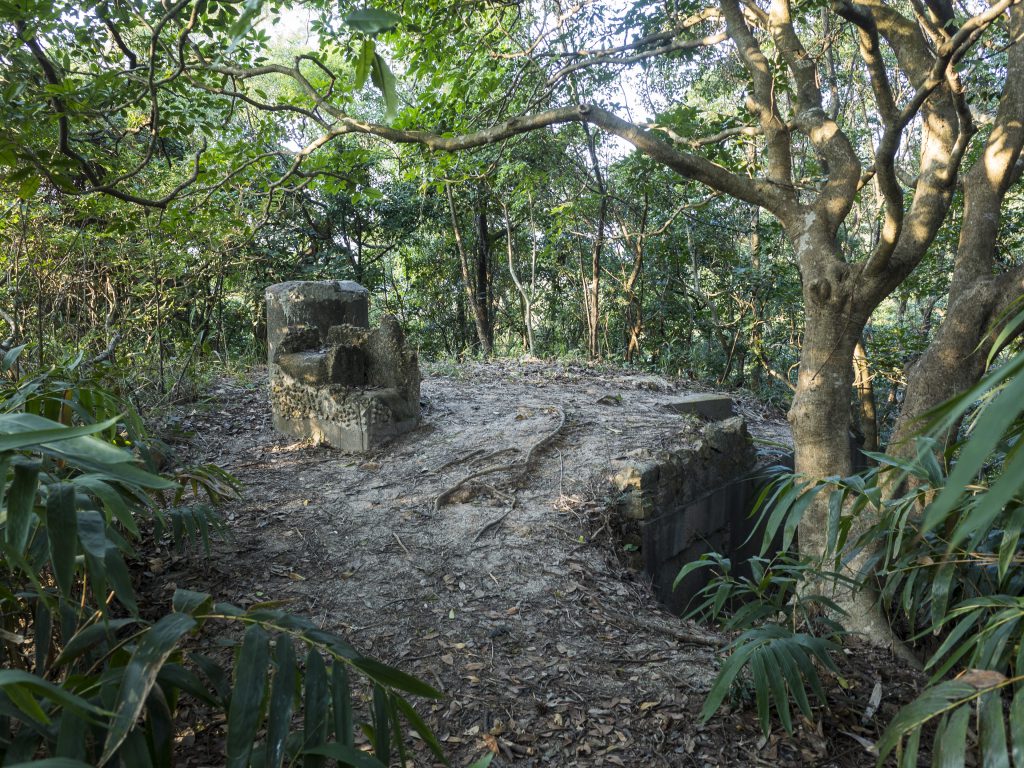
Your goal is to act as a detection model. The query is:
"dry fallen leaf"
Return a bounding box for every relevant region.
[958,668,1008,689]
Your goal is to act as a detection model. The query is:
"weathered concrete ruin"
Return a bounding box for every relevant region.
[609,399,777,613]
[266,280,420,451]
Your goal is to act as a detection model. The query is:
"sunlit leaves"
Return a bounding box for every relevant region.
[343,8,402,35]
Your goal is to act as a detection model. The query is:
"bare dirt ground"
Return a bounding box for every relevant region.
[151,360,922,767]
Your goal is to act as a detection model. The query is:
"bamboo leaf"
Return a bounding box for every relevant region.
[350,657,441,698]
[935,704,970,768]
[700,637,761,722]
[100,612,197,765]
[6,460,39,552]
[371,684,390,764]
[225,623,270,768]
[103,547,139,615]
[369,54,398,123]
[155,663,220,707]
[393,694,447,763]
[0,413,121,452]
[1010,687,1024,767]
[749,650,772,735]
[45,483,77,598]
[876,681,975,764]
[304,648,329,767]
[266,635,296,768]
[0,669,105,721]
[979,690,1008,768]
[997,505,1024,583]
[76,509,111,558]
[332,662,353,749]
[922,371,1024,535]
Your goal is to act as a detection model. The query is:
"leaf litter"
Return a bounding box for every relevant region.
[150,360,925,767]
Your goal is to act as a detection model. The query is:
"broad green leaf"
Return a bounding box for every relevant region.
[672,557,716,590]
[371,684,390,764]
[155,663,220,707]
[749,650,772,735]
[930,563,955,632]
[1010,688,1024,767]
[76,509,111,558]
[355,39,375,89]
[949,445,1024,553]
[876,681,975,764]
[979,691,1008,768]
[34,598,52,673]
[6,460,40,552]
[72,476,138,536]
[104,547,139,615]
[1,344,25,373]
[225,623,270,768]
[46,483,77,598]
[5,681,50,725]
[0,413,121,452]
[191,652,231,704]
[393,695,446,762]
[935,704,970,768]
[17,173,40,200]
[343,8,401,34]
[100,612,198,765]
[997,505,1024,582]
[172,589,214,616]
[146,685,174,768]
[350,657,441,698]
[116,729,154,768]
[900,727,921,768]
[770,643,809,721]
[229,0,264,46]
[332,662,353,749]
[922,370,1024,535]
[266,635,296,768]
[369,54,398,123]
[304,648,328,767]
[700,636,762,722]
[0,670,104,721]
[5,760,94,768]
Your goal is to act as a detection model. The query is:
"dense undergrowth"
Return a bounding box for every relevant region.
[685,313,1024,766]
[0,347,491,767]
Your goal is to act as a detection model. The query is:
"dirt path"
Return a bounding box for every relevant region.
[160,361,918,767]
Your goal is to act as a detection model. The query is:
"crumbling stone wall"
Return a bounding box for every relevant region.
[609,402,767,614]
[266,281,420,451]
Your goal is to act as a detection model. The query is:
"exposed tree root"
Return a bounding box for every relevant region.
[434,406,566,510]
[473,501,517,542]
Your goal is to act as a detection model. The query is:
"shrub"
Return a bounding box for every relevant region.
[0,349,489,767]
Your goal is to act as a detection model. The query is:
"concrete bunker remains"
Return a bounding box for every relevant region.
[266,280,420,451]
[609,399,780,614]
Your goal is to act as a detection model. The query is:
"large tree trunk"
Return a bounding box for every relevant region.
[853,338,878,457]
[890,271,1024,451]
[890,6,1024,450]
[790,283,918,654]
